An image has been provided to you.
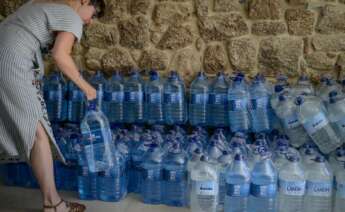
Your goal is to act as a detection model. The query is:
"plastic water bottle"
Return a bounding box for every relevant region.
[328,91,345,140]
[318,77,341,104]
[278,155,306,212]
[97,148,127,202]
[163,143,188,207]
[292,74,314,97]
[189,72,209,126]
[218,151,233,211]
[335,164,345,212]
[67,81,86,123]
[224,154,250,212]
[272,143,289,172]
[295,96,342,154]
[228,73,249,132]
[103,71,124,125]
[275,95,310,147]
[304,156,333,212]
[301,148,319,170]
[163,71,186,125]
[208,72,228,128]
[248,75,270,133]
[90,71,106,110]
[140,143,163,204]
[44,73,63,123]
[123,71,144,124]
[250,152,278,212]
[187,148,203,206]
[190,156,219,212]
[145,70,164,124]
[80,100,115,173]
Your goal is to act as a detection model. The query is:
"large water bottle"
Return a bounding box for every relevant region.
[163,142,188,207]
[275,95,310,147]
[90,71,106,110]
[145,70,164,124]
[228,73,249,132]
[292,74,314,97]
[278,155,306,212]
[272,142,289,172]
[208,72,229,128]
[190,156,219,212]
[123,71,144,124]
[103,71,124,125]
[318,77,341,103]
[140,143,163,204]
[187,148,203,206]
[250,152,278,212]
[80,100,115,173]
[248,75,271,133]
[328,91,345,140]
[304,156,333,212]
[67,81,86,123]
[335,163,345,212]
[163,71,186,125]
[44,73,63,123]
[189,72,209,126]
[301,148,319,170]
[224,154,250,212]
[295,96,342,154]
[218,151,233,211]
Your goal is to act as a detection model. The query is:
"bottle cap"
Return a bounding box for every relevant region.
[314,156,325,163]
[234,154,244,161]
[295,96,304,105]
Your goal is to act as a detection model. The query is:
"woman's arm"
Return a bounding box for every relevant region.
[51,31,96,100]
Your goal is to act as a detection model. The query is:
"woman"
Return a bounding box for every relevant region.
[0,0,97,211]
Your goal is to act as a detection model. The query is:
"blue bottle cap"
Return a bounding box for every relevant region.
[200,155,207,162]
[217,71,225,77]
[314,156,325,163]
[222,151,230,155]
[234,154,244,161]
[342,79,345,86]
[194,148,202,154]
[287,155,300,162]
[278,95,286,101]
[149,70,159,80]
[274,85,284,93]
[87,100,97,110]
[329,90,338,98]
[295,96,304,105]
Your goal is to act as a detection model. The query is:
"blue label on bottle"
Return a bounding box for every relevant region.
[250,97,269,110]
[147,93,162,104]
[209,93,227,105]
[104,91,123,102]
[226,183,250,197]
[191,93,208,104]
[164,92,183,104]
[229,99,247,111]
[124,91,143,102]
[70,90,84,100]
[194,180,219,195]
[306,181,332,197]
[142,169,162,180]
[303,113,329,135]
[336,181,345,198]
[282,114,300,129]
[250,183,277,197]
[279,180,306,196]
[47,91,62,100]
[163,169,187,182]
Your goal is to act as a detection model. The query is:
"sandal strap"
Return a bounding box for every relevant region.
[43,199,64,211]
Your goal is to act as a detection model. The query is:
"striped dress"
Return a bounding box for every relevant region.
[0,1,83,163]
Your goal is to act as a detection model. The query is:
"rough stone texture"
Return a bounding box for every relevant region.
[152,2,192,25]
[248,0,281,20]
[198,14,249,42]
[194,0,209,18]
[102,47,136,73]
[0,0,25,17]
[139,49,169,71]
[340,0,345,4]
[157,25,194,50]
[286,9,315,36]
[337,53,345,70]
[101,0,129,23]
[85,48,107,71]
[258,37,303,76]
[130,0,152,15]
[203,44,229,74]
[72,43,85,56]
[288,0,308,4]
[228,38,257,73]
[118,16,150,49]
[195,37,205,51]
[251,21,287,36]
[214,0,241,12]
[312,35,345,52]
[317,5,345,34]
[305,52,336,70]
[83,22,119,49]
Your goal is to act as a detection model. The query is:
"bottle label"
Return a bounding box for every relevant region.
[209,93,227,105]
[279,180,306,196]
[147,93,162,104]
[124,91,143,102]
[229,99,247,111]
[282,114,301,129]
[250,183,277,197]
[306,181,332,197]
[70,90,84,100]
[303,113,329,135]
[163,169,187,182]
[191,93,208,104]
[104,91,123,102]
[164,92,183,104]
[336,181,345,198]
[226,183,250,197]
[142,169,162,180]
[250,97,269,110]
[194,180,218,196]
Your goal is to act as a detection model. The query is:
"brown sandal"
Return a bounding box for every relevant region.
[43,199,86,212]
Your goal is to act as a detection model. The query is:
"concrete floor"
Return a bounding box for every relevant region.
[0,185,189,212]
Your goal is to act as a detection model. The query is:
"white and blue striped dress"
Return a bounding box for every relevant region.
[0,1,83,162]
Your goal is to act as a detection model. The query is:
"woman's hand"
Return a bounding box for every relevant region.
[82,83,97,101]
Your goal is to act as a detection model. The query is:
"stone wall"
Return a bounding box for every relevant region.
[1,0,345,83]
